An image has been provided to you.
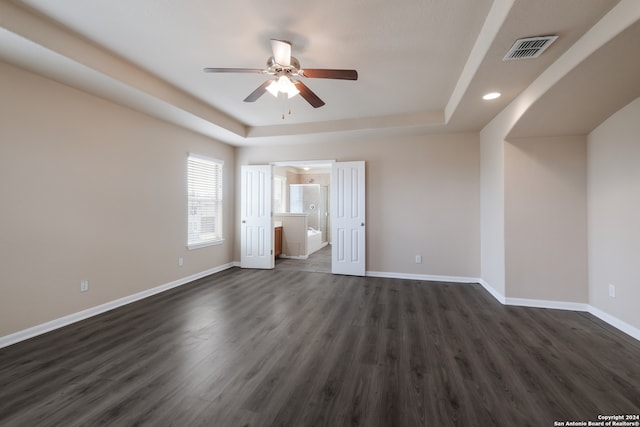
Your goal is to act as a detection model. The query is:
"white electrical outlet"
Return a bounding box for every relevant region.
[608,284,616,298]
[178,257,184,267]
[415,255,422,264]
[80,280,89,292]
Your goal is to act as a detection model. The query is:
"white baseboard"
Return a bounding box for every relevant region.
[279,255,309,260]
[479,278,639,342]
[476,278,507,304]
[366,270,478,284]
[3,267,638,348]
[588,306,640,341]
[0,262,235,350]
[364,275,639,342]
[505,297,589,312]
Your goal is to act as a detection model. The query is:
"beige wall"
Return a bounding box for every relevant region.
[0,62,235,337]
[236,133,481,277]
[505,136,588,302]
[2,58,637,341]
[588,97,640,330]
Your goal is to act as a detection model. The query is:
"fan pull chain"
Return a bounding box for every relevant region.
[278,93,293,120]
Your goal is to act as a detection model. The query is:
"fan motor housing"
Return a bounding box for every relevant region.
[267,56,301,74]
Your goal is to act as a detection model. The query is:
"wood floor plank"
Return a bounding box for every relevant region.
[1,267,639,426]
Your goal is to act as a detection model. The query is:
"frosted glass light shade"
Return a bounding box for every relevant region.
[266,76,300,98]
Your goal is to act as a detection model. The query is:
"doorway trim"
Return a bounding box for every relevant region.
[271,160,335,271]
[240,159,366,276]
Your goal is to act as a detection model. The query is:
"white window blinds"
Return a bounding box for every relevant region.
[187,154,223,248]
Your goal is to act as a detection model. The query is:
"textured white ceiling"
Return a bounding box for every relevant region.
[1,0,632,145]
[17,0,492,126]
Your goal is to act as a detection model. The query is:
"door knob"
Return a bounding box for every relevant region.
[361,222,365,226]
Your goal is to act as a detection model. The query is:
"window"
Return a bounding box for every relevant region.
[187,154,223,249]
[273,175,287,213]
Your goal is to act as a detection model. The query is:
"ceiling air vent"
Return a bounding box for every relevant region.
[503,35,558,61]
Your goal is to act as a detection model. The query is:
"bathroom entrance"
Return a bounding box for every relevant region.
[240,161,365,276]
[272,162,331,271]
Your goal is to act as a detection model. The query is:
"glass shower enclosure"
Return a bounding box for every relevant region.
[289,184,329,243]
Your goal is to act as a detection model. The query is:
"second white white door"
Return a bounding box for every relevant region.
[240,165,273,269]
[331,161,366,276]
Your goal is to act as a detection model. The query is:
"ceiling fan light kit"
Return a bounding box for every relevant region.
[266,75,300,99]
[204,39,358,116]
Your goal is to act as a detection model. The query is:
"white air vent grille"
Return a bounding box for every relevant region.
[503,36,558,61]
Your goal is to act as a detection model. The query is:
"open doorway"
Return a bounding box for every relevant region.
[272,161,332,273]
[240,161,365,275]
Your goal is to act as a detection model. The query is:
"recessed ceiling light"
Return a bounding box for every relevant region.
[483,92,501,100]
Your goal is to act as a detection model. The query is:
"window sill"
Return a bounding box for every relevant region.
[187,239,224,251]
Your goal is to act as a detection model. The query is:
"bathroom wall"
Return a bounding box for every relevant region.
[273,214,308,257]
[295,172,331,186]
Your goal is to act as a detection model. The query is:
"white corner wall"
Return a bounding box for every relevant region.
[588,97,640,331]
[479,126,506,298]
[477,0,639,309]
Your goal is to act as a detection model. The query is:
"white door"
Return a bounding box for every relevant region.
[240,165,274,269]
[331,161,366,276]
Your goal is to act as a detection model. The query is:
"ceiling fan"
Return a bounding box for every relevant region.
[204,39,358,108]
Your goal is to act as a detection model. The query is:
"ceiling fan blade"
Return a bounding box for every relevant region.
[300,69,358,80]
[293,80,325,108]
[243,80,273,102]
[270,39,291,66]
[204,67,264,73]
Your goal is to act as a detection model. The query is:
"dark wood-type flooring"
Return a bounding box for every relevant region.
[1,268,639,426]
[276,244,331,273]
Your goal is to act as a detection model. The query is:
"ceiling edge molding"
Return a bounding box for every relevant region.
[444,0,515,123]
[245,110,445,139]
[0,0,247,140]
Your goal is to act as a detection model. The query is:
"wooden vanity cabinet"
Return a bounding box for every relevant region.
[274,226,283,257]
